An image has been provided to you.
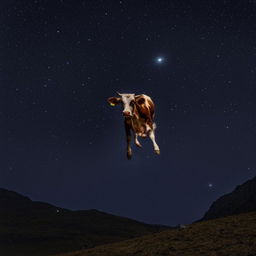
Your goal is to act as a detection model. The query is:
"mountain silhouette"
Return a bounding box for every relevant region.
[0,188,168,256]
[201,176,256,221]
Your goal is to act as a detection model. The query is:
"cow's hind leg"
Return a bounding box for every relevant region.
[148,129,160,155]
[134,133,142,148]
[125,121,132,159]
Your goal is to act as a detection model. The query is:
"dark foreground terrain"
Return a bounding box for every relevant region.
[2,177,256,256]
[57,211,256,256]
[0,188,168,256]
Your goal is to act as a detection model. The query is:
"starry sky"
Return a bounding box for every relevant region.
[2,0,256,226]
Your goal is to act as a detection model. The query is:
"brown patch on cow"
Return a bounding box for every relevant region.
[135,96,154,125]
[147,100,155,119]
[136,97,145,105]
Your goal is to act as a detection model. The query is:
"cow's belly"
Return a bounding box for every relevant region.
[132,119,146,135]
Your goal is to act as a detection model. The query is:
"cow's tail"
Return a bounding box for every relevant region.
[153,122,157,130]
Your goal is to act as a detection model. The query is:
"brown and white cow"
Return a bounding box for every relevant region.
[108,93,160,159]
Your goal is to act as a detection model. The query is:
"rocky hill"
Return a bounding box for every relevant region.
[201,176,256,221]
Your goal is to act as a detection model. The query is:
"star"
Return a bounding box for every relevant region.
[156,57,164,63]
[208,183,213,188]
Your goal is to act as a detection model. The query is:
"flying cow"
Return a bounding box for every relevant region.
[108,93,160,159]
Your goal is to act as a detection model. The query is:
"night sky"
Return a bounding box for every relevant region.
[2,0,256,226]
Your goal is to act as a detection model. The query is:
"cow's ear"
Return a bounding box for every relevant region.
[107,97,121,106]
[136,97,145,105]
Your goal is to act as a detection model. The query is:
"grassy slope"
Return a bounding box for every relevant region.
[57,211,256,256]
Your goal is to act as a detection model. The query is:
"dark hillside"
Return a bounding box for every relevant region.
[57,211,256,256]
[201,176,256,221]
[0,188,168,256]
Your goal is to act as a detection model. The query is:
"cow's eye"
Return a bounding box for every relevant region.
[130,101,135,106]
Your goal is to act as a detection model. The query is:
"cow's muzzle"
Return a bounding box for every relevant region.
[123,111,132,117]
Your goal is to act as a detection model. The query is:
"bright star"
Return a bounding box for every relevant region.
[157,57,163,63]
[208,183,213,188]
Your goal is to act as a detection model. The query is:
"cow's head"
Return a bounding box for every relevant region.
[108,93,144,117]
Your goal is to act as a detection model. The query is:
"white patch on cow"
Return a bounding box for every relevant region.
[134,133,142,147]
[146,124,151,132]
[149,129,160,153]
[119,93,135,116]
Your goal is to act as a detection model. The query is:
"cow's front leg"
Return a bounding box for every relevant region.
[148,129,160,155]
[125,120,132,159]
[134,133,142,148]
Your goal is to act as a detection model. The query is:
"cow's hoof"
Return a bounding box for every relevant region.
[127,153,132,160]
[154,149,160,155]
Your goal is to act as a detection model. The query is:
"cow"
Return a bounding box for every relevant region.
[107,93,160,159]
